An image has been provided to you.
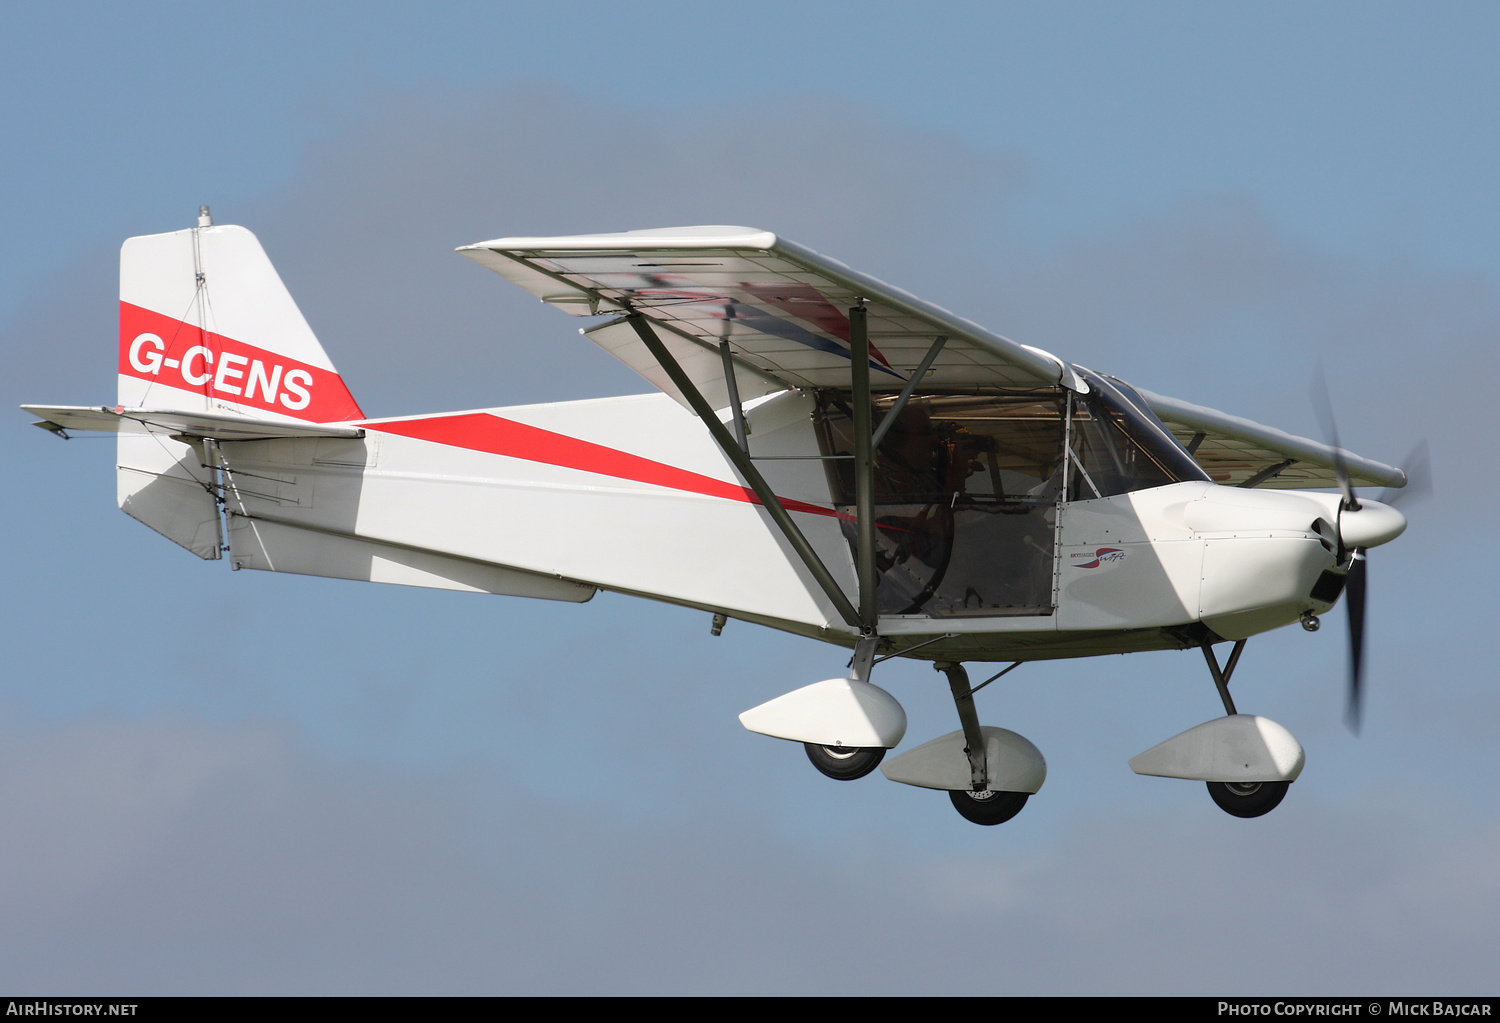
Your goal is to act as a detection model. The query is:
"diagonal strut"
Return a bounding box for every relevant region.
[627,313,862,630]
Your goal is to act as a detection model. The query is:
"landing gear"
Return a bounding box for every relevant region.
[932,661,1041,826]
[948,788,1029,826]
[1207,780,1290,818]
[804,743,886,781]
[1130,640,1305,819]
[1199,639,1292,818]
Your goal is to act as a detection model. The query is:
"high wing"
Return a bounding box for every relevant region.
[458,226,1085,410]
[1132,387,1406,490]
[458,224,1406,494]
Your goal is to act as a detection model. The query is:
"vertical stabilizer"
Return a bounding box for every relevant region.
[118,220,363,422]
[116,215,364,559]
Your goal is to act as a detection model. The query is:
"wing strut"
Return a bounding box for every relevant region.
[626,313,863,631]
[871,334,946,451]
[1239,458,1295,488]
[718,338,749,453]
[850,303,878,634]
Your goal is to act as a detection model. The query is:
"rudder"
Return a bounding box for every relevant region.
[116,212,363,558]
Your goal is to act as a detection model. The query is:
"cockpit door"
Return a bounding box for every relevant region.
[816,390,1066,618]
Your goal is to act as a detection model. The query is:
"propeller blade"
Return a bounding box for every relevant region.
[1344,550,1367,734]
[1314,366,1362,570]
[1311,368,1359,513]
[1311,369,1385,733]
[1380,438,1431,508]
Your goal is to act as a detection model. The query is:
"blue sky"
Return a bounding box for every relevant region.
[2,1,1496,994]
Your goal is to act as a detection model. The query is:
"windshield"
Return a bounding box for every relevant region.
[1067,368,1210,499]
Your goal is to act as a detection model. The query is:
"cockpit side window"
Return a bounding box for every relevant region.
[816,389,1064,617]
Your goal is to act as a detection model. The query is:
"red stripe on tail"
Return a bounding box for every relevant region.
[119,302,364,422]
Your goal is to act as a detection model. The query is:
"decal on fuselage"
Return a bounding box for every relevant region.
[1071,547,1126,569]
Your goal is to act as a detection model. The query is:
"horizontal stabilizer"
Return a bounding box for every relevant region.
[23,405,365,441]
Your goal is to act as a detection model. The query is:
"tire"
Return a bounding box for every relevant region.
[1206,780,1290,818]
[803,743,886,781]
[948,788,1029,826]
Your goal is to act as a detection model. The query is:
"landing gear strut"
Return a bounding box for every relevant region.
[1203,638,1246,716]
[936,661,1033,826]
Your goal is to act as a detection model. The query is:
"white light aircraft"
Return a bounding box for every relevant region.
[26,208,1416,826]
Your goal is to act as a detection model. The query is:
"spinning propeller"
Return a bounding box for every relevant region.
[1313,375,1424,733]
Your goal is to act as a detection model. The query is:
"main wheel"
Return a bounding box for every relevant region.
[948,788,1029,826]
[804,743,886,781]
[1207,780,1290,818]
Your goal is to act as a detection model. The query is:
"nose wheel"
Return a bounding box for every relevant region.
[1198,641,1295,818]
[1207,780,1289,818]
[1131,642,1303,819]
[804,743,886,780]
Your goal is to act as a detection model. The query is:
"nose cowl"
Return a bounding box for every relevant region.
[1339,500,1406,549]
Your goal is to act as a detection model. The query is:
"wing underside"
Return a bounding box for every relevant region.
[459,226,1080,409]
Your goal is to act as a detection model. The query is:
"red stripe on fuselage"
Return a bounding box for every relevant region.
[371,413,842,518]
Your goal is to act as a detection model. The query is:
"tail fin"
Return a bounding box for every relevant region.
[116,215,362,559]
[118,221,363,422]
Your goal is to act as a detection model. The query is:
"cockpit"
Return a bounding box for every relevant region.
[814,367,1208,618]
